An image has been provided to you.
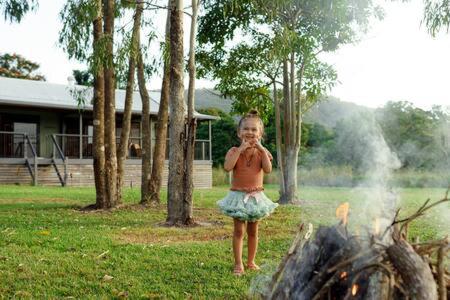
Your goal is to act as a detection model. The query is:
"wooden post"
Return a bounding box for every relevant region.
[23,134,27,158]
[62,120,66,155]
[79,114,83,159]
[202,141,205,160]
[208,120,212,161]
[34,152,37,186]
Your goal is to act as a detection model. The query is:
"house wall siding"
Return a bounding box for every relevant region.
[0,161,212,188]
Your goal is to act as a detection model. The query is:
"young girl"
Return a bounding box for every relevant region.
[217,110,278,276]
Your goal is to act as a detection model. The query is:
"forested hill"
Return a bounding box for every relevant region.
[193,90,370,128]
[303,96,372,128]
[188,89,234,113]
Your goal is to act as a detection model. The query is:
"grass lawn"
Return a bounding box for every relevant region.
[0,185,448,298]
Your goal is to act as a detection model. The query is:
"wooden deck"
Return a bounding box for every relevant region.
[0,159,212,188]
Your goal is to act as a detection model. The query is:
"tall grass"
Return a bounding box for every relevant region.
[212,166,450,188]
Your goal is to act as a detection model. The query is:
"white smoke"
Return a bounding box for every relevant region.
[345,112,401,240]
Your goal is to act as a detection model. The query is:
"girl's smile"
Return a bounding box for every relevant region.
[239,119,262,143]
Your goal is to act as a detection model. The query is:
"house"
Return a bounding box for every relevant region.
[0,77,218,188]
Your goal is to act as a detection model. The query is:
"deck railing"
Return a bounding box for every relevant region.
[1,131,211,161]
[0,131,38,185]
[50,134,143,159]
[50,134,68,186]
[0,131,38,158]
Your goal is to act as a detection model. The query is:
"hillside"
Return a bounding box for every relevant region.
[192,90,371,128]
[303,96,372,128]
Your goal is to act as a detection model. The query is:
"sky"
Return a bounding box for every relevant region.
[0,0,449,110]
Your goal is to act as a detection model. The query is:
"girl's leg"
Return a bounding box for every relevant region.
[246,221,260,269]
[233,218,246,274]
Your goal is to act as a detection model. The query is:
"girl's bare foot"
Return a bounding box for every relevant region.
[246,263,260,271]
[233,264,245,276]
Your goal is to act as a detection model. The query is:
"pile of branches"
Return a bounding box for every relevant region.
[261,192,449,300]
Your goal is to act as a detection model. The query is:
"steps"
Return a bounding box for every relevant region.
[0,164,61,185]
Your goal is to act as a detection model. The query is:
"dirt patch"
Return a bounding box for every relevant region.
[0,198,69,204]
[75,202,166,214]
[115,220,231,245]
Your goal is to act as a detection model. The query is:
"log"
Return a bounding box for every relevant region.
[297,238,361,299]
[437,243,448,300]
[267,225,354,299]
[387,239,438,300]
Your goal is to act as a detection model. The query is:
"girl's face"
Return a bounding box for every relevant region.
[238,118,262,145]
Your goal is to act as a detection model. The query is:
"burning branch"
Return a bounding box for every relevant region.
[261,191,450,300]
[386,187,450,240]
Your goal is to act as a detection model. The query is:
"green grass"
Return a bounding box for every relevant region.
[0,185,448,298]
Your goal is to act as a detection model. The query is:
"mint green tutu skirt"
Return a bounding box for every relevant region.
[217,191,278,222]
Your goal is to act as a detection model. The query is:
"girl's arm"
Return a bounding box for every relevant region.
[256,142,272,173]
[224,141,250,172]
[223,148,241,172]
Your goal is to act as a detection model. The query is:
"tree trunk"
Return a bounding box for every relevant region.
[166,0,185,225]
[273,80,284,196]
[289,51,296,145]
[282,59,290,150]
[137,48,152,204]
[278,54,301,204]
[103,0,118,208]
[281,59,290,196]
[117,1,142,202]
[145,0,171,204]
[92,0,106,208]
[183,0,199,225]
[279,147,298,204]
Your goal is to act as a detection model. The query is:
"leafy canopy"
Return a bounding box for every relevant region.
[197,0,383,118]
[423,0,450,37]
[1,0,38,23]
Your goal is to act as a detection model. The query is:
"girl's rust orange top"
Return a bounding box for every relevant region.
[225,147,273,193]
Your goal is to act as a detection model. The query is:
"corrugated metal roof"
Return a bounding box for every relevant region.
[0,77,218,120]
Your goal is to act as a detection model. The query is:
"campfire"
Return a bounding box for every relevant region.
[261,192,450,300]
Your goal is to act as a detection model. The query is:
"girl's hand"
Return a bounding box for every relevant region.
[255,140,265,152]
[238,139,252,153]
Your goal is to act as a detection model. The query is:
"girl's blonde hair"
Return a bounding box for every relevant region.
[238,109,264,135]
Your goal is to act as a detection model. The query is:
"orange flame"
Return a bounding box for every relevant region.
[340,271,347,279]
[335,202,350,225]
[352,284,359,296]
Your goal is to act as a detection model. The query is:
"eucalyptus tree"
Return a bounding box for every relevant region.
[423,0,450,37]
[116,0,144,202]
[59,0,154,208]
[198,0,381,203]
[183,0,200,223]
[141,0,171,205]
[1,0,37,22]
[59,0,107,207]
[166,0,188,224]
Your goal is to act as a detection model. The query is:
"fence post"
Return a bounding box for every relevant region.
[208,120,212,161]
[202,141,205,161]
[34,153,38,186]
[23,134,27,159]
[52,135,55,159]
[79,114,83,159]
